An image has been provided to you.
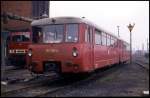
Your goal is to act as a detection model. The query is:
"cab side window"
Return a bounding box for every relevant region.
[85,26,93,43]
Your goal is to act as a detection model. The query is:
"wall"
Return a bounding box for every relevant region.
[1,1,32,31]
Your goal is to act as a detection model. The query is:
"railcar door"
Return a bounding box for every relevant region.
[84,25,94,71]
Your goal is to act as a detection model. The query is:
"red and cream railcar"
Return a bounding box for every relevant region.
[6,30,32,67]
[27,17,130,74]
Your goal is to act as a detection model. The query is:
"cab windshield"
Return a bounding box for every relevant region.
[12,33,30,42]
[43,25,64,43]
[32,24,78,43]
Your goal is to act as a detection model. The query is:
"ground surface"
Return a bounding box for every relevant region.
[42,62,149,97]
[1,55,149,97]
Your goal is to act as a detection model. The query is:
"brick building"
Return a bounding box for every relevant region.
[1,1,49,66]
[1,1,49,31]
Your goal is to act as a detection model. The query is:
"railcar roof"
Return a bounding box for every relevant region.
[31,16,128,43]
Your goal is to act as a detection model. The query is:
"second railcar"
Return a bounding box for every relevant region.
[6,31,32,67]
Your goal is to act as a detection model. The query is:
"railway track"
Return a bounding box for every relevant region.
[134,59,149,96]
[134,61,149,71]
[37,63,126,97]
[2,63,132,97]
[134,56,149,67]
[133,58,149,71]
[2,61,148,97]
[2,73,82,97]
[1,74,61,97]
[1,65,24,71]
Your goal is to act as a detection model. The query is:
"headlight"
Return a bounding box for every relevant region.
[73,52,78,57]
[9,49,15,53]
[28,49,32,56]
[72,47,78,57]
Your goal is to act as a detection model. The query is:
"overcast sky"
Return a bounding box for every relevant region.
[49,1,149,51]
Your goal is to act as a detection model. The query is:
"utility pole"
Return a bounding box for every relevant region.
[127,23,135,64]
[147,38,149,53]
[49,1,50,18]
[117,26,120,37]
[142,43,144,56]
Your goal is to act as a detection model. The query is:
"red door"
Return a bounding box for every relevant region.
[89,27,94,70]
[84,26,94,72]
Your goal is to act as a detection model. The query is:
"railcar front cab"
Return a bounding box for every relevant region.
[27,18,89,74]
[7,31,31,66]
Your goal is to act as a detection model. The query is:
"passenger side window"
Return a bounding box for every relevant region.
[123,42,129,51]
[107,34,111,46]
[123,42,126,50]
[127,44,130,51]
[110,37,114,47]
[90,28,93,43]
[95,30,101,45]
[114,38,117,47]
[102,32,106,46]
